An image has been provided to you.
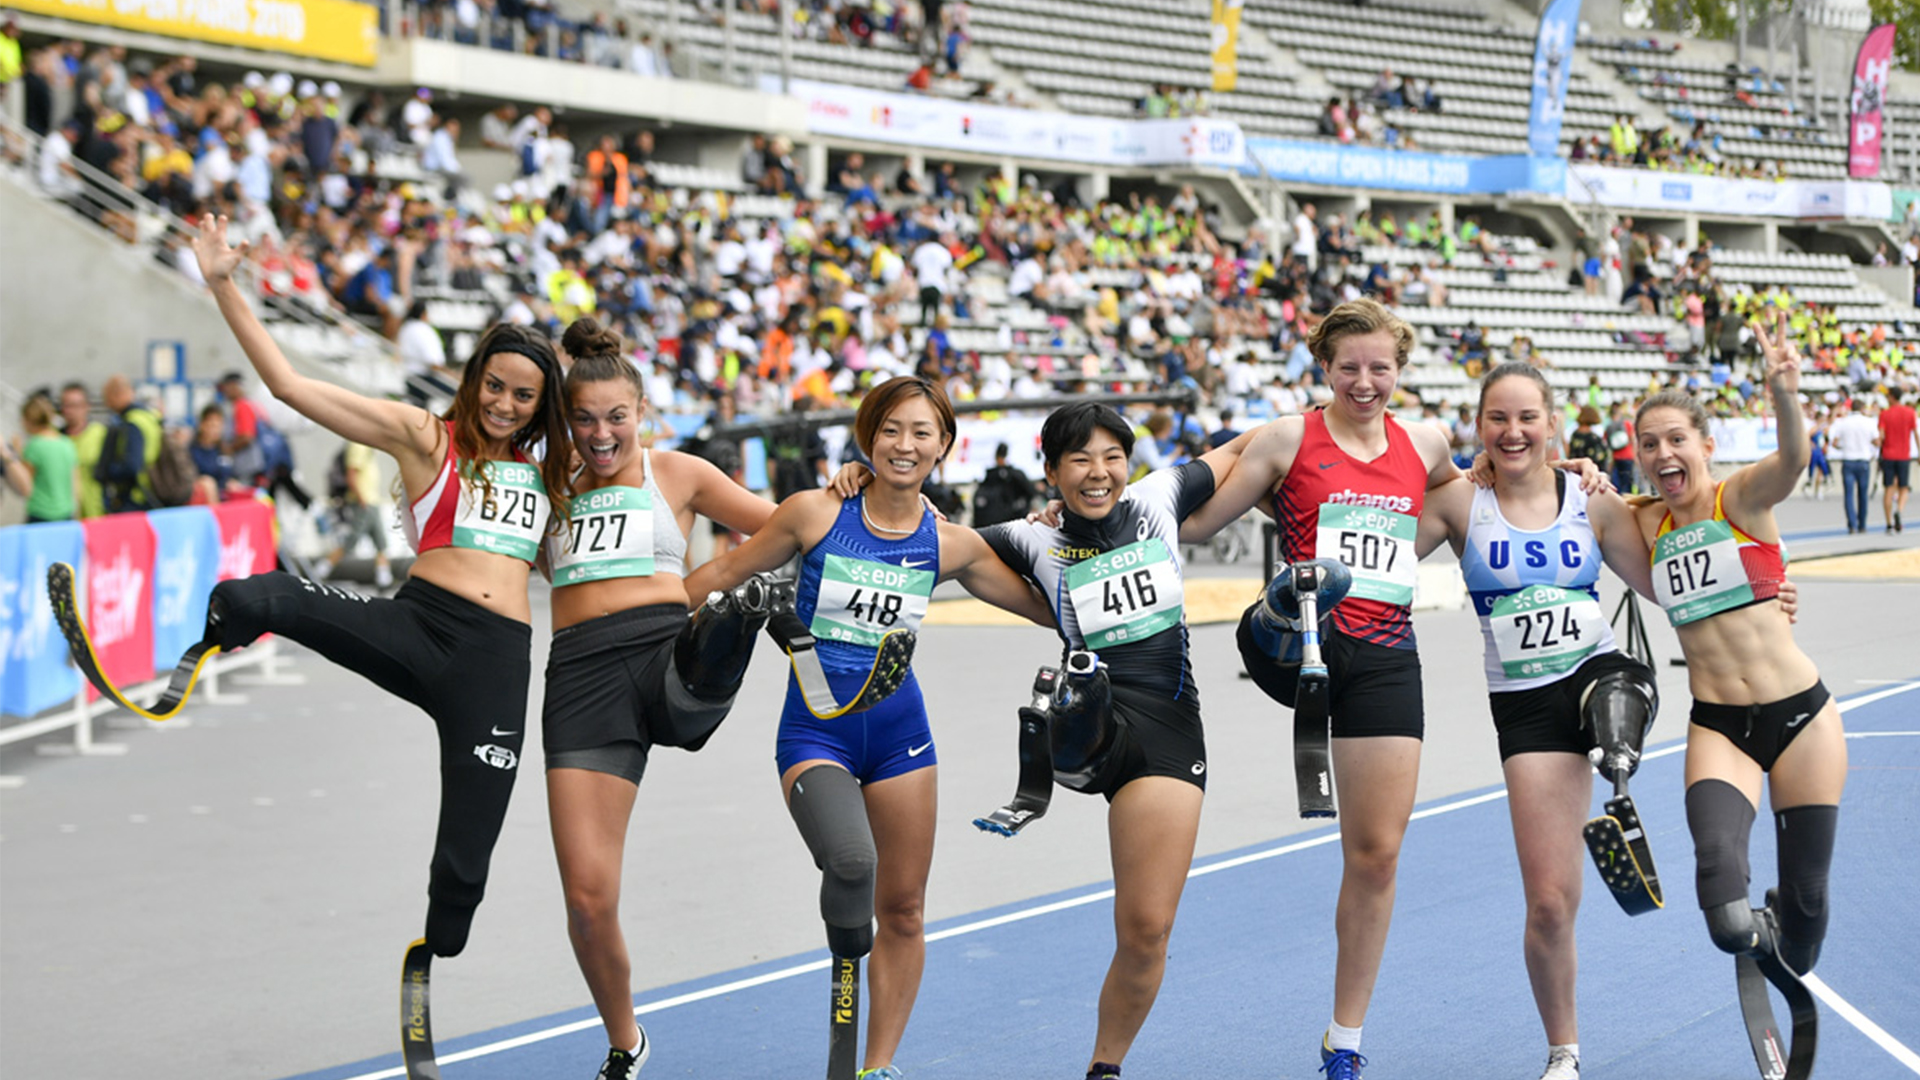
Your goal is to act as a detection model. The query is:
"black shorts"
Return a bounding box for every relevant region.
[1487,650,1652,761]
[1236,606,1425,739]
[1085,682,1207,802]
[542,603,712,784]
[1690,679,1830,772]
[1880,459,1911,489]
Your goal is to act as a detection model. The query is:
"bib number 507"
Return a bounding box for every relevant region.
[1338,530,1398,573]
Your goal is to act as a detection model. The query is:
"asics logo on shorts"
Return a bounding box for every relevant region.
[472,744,519,770]
[1191,760,1206,775]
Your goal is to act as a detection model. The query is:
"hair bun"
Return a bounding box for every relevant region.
[562,317,624,360]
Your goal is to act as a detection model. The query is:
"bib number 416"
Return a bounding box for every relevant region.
[1103,569,1158,617]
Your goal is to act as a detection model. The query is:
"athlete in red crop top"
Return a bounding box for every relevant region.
[1632,313,1843,1059]
[1181,299,1460,1078]
[160,217,576,1068]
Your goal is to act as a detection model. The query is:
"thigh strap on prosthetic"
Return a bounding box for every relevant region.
[768,576,916,720]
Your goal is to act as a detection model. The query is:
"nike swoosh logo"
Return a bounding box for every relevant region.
[907,741,933,757]
[1318,461,1339,469]
[902,559,930,568]
[491,727,520,737]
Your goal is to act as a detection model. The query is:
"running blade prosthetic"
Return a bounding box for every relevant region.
[48,562,219,721]
[974,668,1059,836]
[1583,776,1664,915]
[1735,903,1817,1080]
[400,939,441,1080]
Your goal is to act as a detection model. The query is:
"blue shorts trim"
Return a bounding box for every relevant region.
[775,670,934,784]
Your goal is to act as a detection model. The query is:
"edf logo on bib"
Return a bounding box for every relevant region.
[1487,539,1583,571]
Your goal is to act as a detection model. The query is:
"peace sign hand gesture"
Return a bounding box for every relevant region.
[1751,308,1801,397]
[191,213,249,286]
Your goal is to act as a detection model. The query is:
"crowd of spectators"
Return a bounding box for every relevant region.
[1569,112,1797,179]
[13,31,1920,534]
[1311,68,1441,151]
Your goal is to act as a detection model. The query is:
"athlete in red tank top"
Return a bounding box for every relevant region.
[1275,409,1429,648]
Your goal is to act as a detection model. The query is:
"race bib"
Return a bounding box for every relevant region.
[1065,538,1184,649]
[1653,520,1755,626]
[1317,504,1418,606]
[551,486,656,586]
[1489,584,1605,678]
[453,461,547,561]
[810,555,935,647]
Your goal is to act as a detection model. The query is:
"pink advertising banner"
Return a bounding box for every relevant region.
[1848,24,1896,179]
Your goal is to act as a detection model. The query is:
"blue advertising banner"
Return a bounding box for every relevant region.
[1,522,85,716]
[1243,140,1565,197]
[147,507,221,672]
[1529,0,1581,157]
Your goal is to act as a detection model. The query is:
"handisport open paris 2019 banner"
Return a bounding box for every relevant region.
[12,0,379,66]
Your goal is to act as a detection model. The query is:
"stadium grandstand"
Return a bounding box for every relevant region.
[0,0,1912,511]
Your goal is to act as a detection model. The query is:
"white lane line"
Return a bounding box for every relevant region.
[1804,975,1920,1074]
[335,679,1920,1080]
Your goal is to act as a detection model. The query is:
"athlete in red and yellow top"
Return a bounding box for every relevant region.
[1181,298,1460,1076]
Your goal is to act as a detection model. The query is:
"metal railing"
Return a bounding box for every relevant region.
[0,114,399,378]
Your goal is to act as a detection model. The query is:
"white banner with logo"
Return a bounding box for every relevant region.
[1569,165,1893,220]
[778,78,1247,169]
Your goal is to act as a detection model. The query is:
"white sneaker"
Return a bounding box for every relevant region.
[1538,1046,1579,1080]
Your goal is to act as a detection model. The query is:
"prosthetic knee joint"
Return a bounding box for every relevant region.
[787,764,877,960]
[1048,651,1120,793]
[1249,558,1353,665]
[1582,667,1659,789]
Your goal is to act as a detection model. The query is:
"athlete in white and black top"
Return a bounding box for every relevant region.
[975,402,1236,1080]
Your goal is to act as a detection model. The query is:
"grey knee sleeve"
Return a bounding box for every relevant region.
[1689,778,1759,954]
[787,765,876,959]
[1775,805,1838,973]
[1582,666,1659,782]
[1688,778,1756,909]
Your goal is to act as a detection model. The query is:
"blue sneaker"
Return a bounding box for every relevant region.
[857,1068,904,1080]
[1320,1037,1367,1080]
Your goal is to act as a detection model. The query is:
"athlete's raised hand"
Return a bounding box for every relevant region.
[192,214,248,285]
[1752,309,1802,396]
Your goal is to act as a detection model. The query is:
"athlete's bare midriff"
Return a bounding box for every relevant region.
[551,575,693,631]
[407,547,533,624]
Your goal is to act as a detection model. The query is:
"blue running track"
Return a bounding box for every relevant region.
[287,682,1920,1080]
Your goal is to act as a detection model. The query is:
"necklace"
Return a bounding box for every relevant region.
[861,496,921,535]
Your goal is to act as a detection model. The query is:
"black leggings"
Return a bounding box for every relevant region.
[209,572,532,957]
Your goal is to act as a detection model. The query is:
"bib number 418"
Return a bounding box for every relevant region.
[845,589,905,627]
